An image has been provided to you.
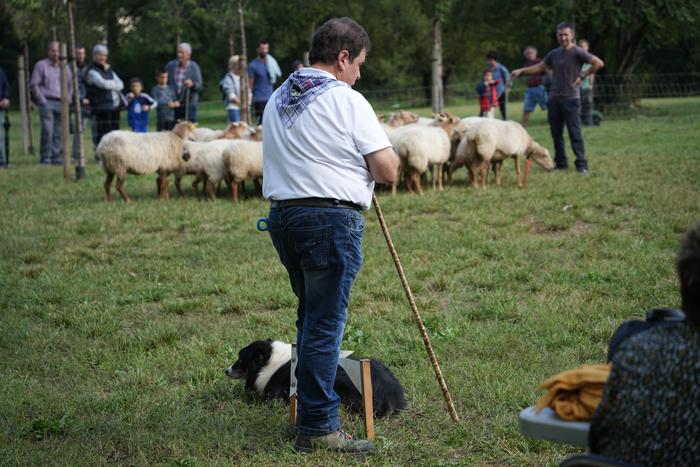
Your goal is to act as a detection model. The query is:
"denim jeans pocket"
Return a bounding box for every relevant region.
[290,226,331,270]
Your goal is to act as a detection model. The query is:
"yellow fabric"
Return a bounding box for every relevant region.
[535,363,612,421]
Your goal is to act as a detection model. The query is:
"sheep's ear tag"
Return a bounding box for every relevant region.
[190,123,197,129]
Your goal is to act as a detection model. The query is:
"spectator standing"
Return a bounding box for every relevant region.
[151,69,178,131]
[248,40,280,125]
[0,65,10,167]
[220,55,245,123]
[512,23,604,173]
[476,70,499,118]
[71,44,91,161]
[519,46,548,127]
[30,41,73,165]
[85,44,124,152]
[484,51,511,120]
[165,42,203,123]
[126,78,156,133]
[263,17,398,454]
[589,222,700,465]
[578,39,595,127]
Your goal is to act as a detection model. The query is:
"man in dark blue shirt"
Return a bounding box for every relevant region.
[248,40,274,125]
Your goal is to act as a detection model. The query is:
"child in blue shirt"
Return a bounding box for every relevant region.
[126,77,156,132]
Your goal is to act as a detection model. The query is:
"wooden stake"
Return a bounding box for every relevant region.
[290,394,298,427]
[24,39,35,156]
[360,359,375,440]
[59,42,71,180]
[18,56,30,159]
[237,0,250,125]
[371,192,460,423]
[67,0,85,178]
[431,11,444,114]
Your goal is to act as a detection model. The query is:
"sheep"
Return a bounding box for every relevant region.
[389,114,460,195]
[193,121,251,141]
[175,124,263,195]
[99,121,196,202]
[454,119,553,189]
[179,139,241,201]
[222,140,263,202]
[446,116,489,185]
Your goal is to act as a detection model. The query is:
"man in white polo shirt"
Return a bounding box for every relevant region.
[263,17,399,455]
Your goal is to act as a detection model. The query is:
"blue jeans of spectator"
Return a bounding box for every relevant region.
[227,108,241,123]
[39,100,64,164]
[0,109,4,165]
[267,205,365,436]
[524,85,548,113]
[580,88,594,126]
[175,104,197,123]
[547,97,587,171]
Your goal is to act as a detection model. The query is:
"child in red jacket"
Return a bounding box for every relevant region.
[476,70,500,118]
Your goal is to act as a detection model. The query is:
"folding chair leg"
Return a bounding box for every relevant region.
[360,359,375,441]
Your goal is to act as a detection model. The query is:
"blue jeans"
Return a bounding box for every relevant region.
[227,108,241,123]
[524,85,548,113]
[547,97,587,170]
[268,206,365,436]
[39,100,64,164]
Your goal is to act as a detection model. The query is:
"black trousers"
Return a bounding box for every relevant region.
[547,97,587,170]
[157,120,175,131]
[253,101,268,125]
[93,109,120,146]
[498,92,507,120]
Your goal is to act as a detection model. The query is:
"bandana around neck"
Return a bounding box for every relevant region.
[275,71,347,128]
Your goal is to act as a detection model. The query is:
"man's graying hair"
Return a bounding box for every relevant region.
[178,42,192,55]
[92,44,108,57]
[309,17,370,65]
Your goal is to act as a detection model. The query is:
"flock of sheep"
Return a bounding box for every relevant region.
[97,110,553,203]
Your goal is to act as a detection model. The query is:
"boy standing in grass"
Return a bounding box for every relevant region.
[126,77,156,133]
[151,69,179,131]
[476,70,500,118]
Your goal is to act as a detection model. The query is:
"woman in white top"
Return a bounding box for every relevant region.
[220,55,245,123]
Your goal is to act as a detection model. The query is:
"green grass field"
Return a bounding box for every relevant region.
[1,97,699,465]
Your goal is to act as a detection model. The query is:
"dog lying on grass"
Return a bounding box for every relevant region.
[225,339,406,417]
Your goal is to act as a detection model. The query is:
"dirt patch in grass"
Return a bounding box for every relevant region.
[525,216,594,237]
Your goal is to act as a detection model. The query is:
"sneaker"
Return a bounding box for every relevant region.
[293,430,373,455]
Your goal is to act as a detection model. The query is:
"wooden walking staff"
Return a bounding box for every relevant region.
[371,192,460,423]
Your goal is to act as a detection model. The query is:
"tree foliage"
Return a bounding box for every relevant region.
[0,0,698,101]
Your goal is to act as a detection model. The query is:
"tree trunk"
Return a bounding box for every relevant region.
[229,29,236,57]
[431,12,444,114]
[238,0,251,125]
[68,0,85,179]
[18,55,30,159]
[303,21,316,67]
[59,43,72,181]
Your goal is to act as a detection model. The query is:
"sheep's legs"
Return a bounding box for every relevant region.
[479,161,489,189]
[404,171,413,194]
[494,162,503,186]
[412,171,423,195]
[174,175,183,196]
[205,180,216,201]
[469,158,480,188]
[437,164,444,191]
[515,157,523,188]
[104,173,114,202]
[231,180,239,203]
[157,175,170,200]
[192,173,204,195]
[116,176,130,203]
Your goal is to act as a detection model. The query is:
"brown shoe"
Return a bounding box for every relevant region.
[293,430,373,454]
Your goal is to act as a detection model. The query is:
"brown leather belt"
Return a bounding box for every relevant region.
[270,197,362,211]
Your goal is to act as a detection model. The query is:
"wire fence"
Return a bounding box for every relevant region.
[358,73,700,110]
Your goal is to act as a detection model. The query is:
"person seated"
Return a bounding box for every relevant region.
[588,222,700,466]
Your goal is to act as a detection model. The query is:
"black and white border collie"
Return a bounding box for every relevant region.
[225,339,406,417]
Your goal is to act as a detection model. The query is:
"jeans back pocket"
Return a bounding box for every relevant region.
[290,226,331,271]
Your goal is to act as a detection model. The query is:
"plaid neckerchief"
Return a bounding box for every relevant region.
[275,71,347,128]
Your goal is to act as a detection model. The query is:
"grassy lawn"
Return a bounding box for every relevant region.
[0,97,698,465]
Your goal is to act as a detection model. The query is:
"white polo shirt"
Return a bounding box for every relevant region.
[262,68,391,210]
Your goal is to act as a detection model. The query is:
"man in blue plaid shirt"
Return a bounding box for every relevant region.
[262,17,398,455]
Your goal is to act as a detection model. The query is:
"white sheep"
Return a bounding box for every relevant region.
[389,116,459,195]
[193,122,251,141]
[454,119,553,189]
[179,139,241,201]
[446,116,489,185]
[223,140,263,202]
[99,121,195,202]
